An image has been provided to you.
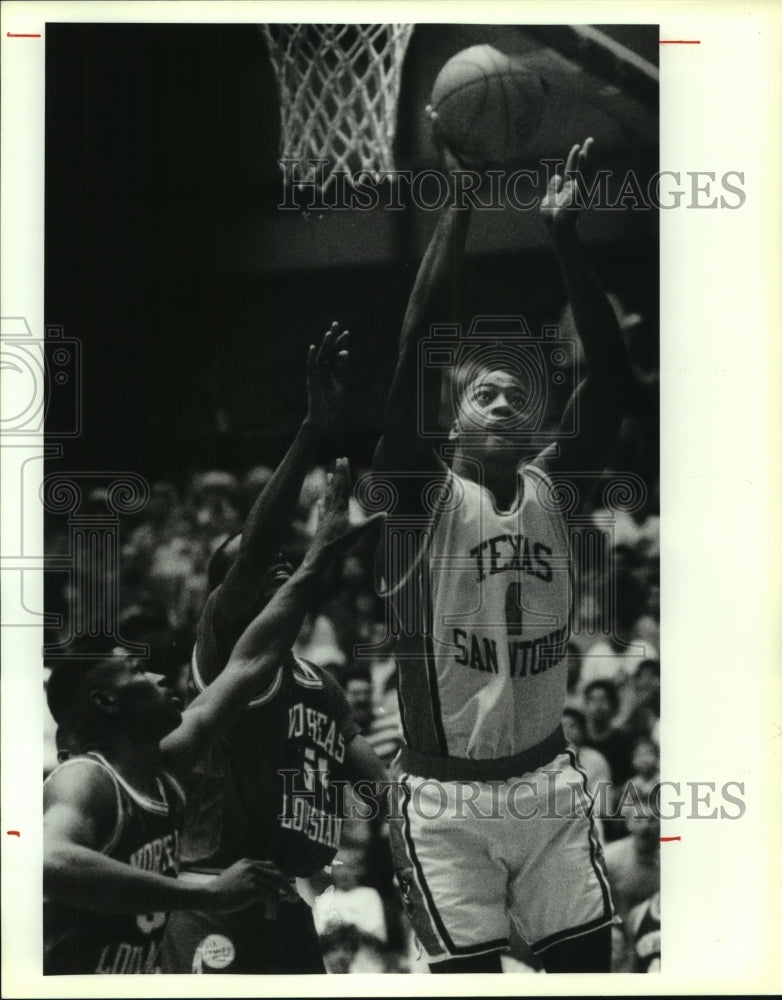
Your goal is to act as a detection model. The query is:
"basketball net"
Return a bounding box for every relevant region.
[261,24,414,193]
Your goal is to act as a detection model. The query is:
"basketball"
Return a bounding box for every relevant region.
[430,45,547,166]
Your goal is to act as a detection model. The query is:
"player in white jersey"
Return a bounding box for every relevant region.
[372,132,633,972]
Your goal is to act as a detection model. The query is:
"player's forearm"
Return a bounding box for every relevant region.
[239,418,321,564]
[345,733,390,785]
[163,552,327,761]
[402,201,471,343]
[552,228,632,392]
[228,542,327,668]
[44,843,214,915]
[381,204,471,445]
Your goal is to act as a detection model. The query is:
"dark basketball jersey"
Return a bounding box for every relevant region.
[182,589,360,877]
[44,753,186,975]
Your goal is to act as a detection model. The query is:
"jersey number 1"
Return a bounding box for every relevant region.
[505,581,524,636]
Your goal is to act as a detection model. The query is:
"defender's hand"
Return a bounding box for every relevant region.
[204,858,297,912]
[306,322,349,429]
[541,137,595,233]
[312,458,385,557]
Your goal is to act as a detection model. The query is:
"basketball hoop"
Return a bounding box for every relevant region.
[261,24,414,192]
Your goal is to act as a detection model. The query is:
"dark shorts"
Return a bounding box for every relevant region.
[161,888,325,974]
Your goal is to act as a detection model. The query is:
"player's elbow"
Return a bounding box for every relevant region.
[224,653,277,693]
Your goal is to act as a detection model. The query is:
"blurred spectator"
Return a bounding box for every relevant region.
[147,533,208,630]
[592,507,660,563]
[604,813,660,925]
[124,480,184,560]
[603,814,660,971]
[313,844,387,943]
[186,470,242,543]
[622,659,661,743]
[562,708,612,793]
[618,736,659,818]
[582,679,635,841]
[582,680,635,788]
[577,545,657,701]
[627,891,661,972]
[344,666,374,732]
[318,924,404,974]
[340,666,405,952]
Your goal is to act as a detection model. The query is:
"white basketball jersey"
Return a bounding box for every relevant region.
[387,464,571,760]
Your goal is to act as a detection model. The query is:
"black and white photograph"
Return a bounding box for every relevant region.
[1,1,780,995]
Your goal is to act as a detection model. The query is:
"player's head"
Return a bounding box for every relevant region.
[631,736,659,779]
[46,639,182,752]
[583,679,620,726]
[633,658,660,704]
[450,355,534,446]
[208,534,294,610]
[257,551,295,606]
[344,666,373,731]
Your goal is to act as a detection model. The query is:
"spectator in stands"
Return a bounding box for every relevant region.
[562,707,612,795]
[623,659,661,743]
[340,665,405,952]
[312,843,387,945]
[344,667,374,733]
[582,680,635,787]
[603,813,660,968]
[582,679,635,841]
[627,890,660,972]
[619,736,659,816]
[186,470,242,547]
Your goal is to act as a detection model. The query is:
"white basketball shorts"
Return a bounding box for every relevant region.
[387,749,614,962]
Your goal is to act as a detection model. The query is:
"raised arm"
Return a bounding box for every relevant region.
[162,459,381,768]
[535,139,634,491]
[373,133,471,478]
[215,323,349,628]
[44,762,290,914]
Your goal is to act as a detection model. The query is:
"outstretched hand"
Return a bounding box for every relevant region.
[205,858,298,913]
[306,322,349,429]
[541,137,595,233]
[426,105,468,173]
[313,457,385,557]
